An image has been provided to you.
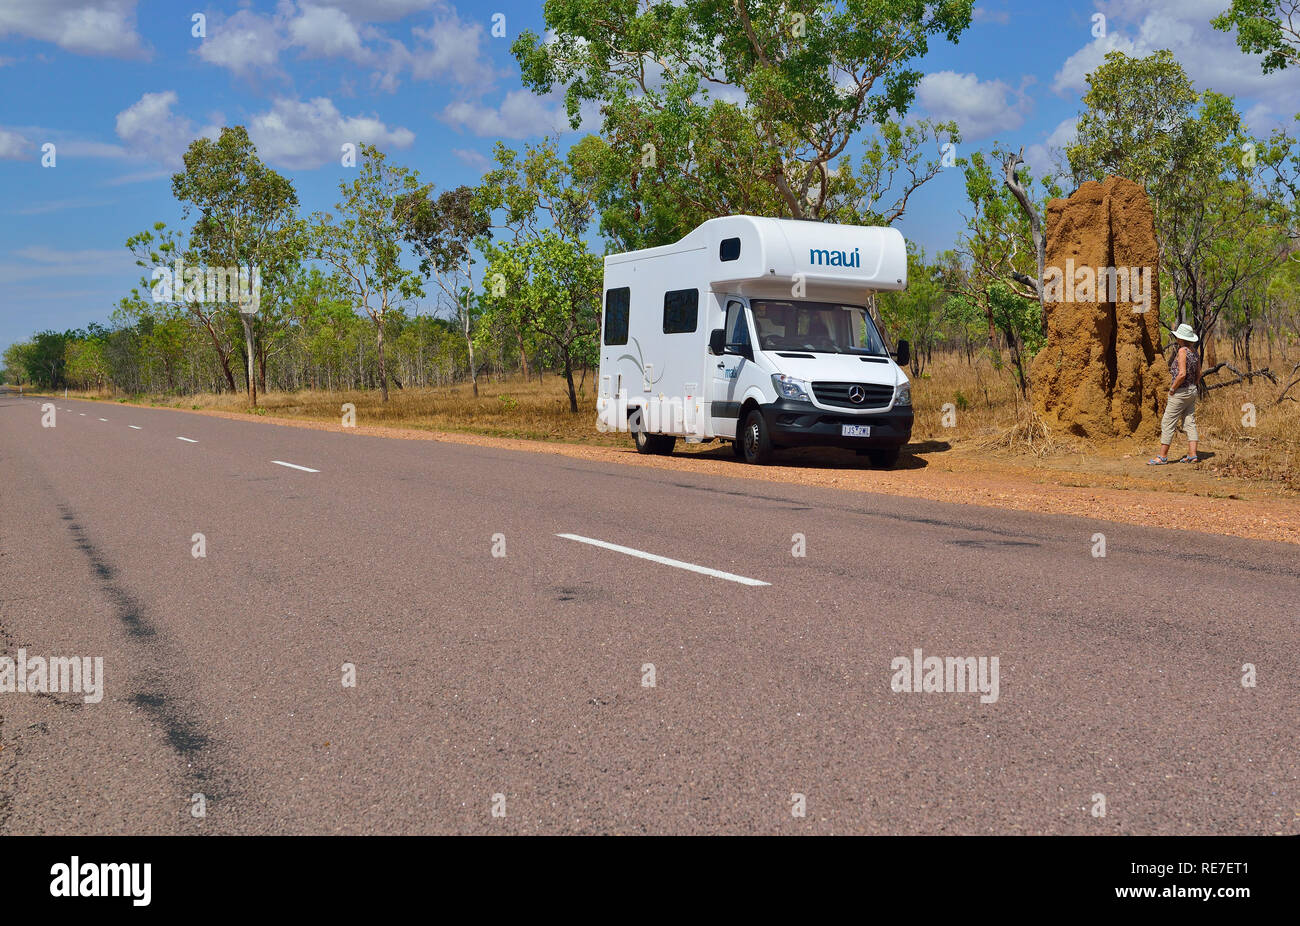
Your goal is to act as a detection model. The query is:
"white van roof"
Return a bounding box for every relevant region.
[605,215,907,297]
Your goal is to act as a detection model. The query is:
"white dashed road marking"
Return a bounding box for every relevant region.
[555,533,770,586]
[177,437,198,443]
[128,425,142,430]
[272,460,319,473]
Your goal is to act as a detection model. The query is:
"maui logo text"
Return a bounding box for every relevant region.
[809,247,861,268]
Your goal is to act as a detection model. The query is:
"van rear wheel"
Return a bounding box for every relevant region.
[631,412,676,455]
[633,429,676,455]
[740,410,774,465]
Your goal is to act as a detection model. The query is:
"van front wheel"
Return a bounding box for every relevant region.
[740,410,775,465]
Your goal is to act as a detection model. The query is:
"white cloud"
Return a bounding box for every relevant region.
[289,4,366,60]
[190,1,498,93]
[246,97,415,169]
[1053,0,1300,121]
[0,127,31,160]
[1046,115,1079,149]
[0,245,135,285]
[916,71,1031,141]
[196,8,285,79]
[311,0,441,21]
[114,91,217,167]
[441,91,567,139]
[1052,31,1140,95]
[370,11,498,92]
[0,0,146,58]
[972,6,1011,25]
[1022,116,1078,180]
[453,148,491,170]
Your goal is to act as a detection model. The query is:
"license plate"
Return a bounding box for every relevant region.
[841,424,871,437]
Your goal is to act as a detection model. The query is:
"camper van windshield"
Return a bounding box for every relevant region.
[750,300,887,356]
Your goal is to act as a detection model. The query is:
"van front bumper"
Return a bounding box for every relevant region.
[760,399,913,449]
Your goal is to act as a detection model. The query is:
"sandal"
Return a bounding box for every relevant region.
[1177,455,1200,464]
[1146,456,1169,465]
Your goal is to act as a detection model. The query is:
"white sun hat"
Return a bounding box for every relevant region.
[1172,323,1198,343]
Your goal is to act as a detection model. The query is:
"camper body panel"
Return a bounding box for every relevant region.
[598,216,914,459]
[600,242,718,438]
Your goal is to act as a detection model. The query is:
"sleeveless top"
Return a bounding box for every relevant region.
[1170,346,1199,392]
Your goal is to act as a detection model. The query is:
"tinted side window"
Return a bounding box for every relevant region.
[662,289,699,334]
[726,301,750,348]
[719,237,741,261]
[603,287,630,345]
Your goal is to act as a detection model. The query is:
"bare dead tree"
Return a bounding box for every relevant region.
[1202,361,1279,391]
[1002,147,1046,304]
[1276,361,1300,403]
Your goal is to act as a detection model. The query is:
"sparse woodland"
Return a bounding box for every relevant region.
[5,3,1299,477]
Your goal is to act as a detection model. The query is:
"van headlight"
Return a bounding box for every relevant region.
[894,382,912,406]
[771,374,812,402]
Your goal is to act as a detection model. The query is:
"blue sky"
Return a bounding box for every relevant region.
[2,0,1298,353]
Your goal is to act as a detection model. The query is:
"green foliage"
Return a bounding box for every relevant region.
[877,246,949,376]
[1212,0,1300,74]
[514,0,972,247]
[478,139,604,411]
[1068,50,1297,342]
[1066,50,1204,198]
[951,146,1059,394]
[311,143,427,400]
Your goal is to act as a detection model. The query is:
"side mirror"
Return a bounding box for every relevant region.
[894,339,910,368]
[708,328,727,356]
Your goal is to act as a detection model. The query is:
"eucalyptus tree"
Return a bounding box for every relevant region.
[397,184,491,396]
[312,144,426,402]
[172,126,302,407]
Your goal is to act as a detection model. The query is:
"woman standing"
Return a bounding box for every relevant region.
[1148,323,1202,465]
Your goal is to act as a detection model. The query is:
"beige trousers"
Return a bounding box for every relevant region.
[1161,387,1198,445]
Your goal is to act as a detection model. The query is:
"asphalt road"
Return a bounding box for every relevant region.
[1,387,1296,834]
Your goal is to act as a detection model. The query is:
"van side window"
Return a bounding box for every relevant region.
[719,237,741,261]
[725,301,750,349]
[662,288,699,334]
[603,287,630,345]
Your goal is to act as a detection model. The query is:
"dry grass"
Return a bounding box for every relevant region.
[82,376,630,447]
[54,345,1300,493]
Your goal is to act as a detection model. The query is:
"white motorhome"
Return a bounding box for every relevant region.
[596,216,913,468]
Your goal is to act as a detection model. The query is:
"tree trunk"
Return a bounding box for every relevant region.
[563,350,578,413]
[1003,148,1046,304]
[241,314,257,408]
[201,317,238,392]
[376,317,389,403]
[464,307,478,398]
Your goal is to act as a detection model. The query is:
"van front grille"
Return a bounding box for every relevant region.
[811,381,894,409]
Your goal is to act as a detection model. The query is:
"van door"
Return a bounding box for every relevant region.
[710,298,751,438]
